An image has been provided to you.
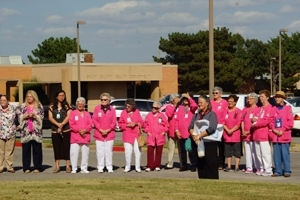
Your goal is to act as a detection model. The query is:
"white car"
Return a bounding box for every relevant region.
[110,99,155,131]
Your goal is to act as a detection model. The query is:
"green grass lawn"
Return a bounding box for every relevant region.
[0,178,299,200]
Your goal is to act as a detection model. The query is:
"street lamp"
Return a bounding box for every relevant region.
[270,57,276,95]
[209,0,214,99]
[77,20,86,97]
[278,28,288,91]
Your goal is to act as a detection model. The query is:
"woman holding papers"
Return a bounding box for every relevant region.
[144,101,168,172]
[188,95,218,179]
[174,93,198,172]
[223,95,243,172]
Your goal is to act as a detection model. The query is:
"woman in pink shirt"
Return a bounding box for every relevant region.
[174,93,198,172]
[144,101,168,172]
[241,93,260,174]
[270,91,293,177]
[210,86,228,170]
[69,97,93,174]
[223,95,243,172]
[92,93,117,173]
[118,98,143,173]
[252,90,273,176]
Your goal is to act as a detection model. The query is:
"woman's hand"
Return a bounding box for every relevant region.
[175,131,181,139]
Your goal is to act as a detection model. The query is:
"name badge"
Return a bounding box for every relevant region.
[225,114,228,119]
[158,118,162,124]
[56,113,60,119]
[127,117,131,123]
[184,113,188,118]
[98,112,102,117]
[75,116,78,121]
[217,106,221,110]
[276,118,282,128]
[174,114,177,119]
[260,111,265,119]
[249,113,253,119]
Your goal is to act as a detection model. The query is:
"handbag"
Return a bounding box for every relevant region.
[137,126,147,147]
[185,138,192,152]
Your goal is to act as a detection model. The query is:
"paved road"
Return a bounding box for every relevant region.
[1,147,299,184]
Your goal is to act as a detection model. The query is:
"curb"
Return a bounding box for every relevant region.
[15,142,125,152]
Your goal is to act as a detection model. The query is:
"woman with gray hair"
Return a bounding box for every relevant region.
[92,93,117,173]
[241,93,260,174]
[210,86,228,170]
[69,97,93,174]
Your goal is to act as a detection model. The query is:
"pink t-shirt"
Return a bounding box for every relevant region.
[210,99,228,124]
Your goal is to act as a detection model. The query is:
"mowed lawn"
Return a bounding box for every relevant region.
[1,178,299,200]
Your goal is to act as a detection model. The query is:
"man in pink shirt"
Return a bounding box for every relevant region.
[165,94,181,169]
[210,86,228,170]
[92,93,117,173]
[252,90,273,176]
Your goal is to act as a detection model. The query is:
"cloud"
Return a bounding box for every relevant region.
[217,11,279,25]
[0,8,20,17]
[288,20,300,31]
[214,0,263,8]
[35,27,75,35]
[279,5,297,14]
[46,15,63,23]
[158,12,199,25]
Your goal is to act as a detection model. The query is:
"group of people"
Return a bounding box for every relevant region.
[0,87,293,179]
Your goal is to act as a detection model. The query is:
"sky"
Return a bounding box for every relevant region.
[0,0,300,64]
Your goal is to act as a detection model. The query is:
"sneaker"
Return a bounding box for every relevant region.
[155,167,161,171]
[245,169,253,174]
[261,171,272,176]
[71,170,77,174]
[136,169,142,173]
[256,169,263,176]
[80,169,90,174]
[223,167,232,172]
[165,164,173,169]
[98,169,104,173]
[145,168,151,172]
[107,169,114,173]
[124,169,130,173]
[33,169,40,173]
[234,168,239,172]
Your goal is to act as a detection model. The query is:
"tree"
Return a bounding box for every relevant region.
[153,27,257,93]
[27,37,89,64]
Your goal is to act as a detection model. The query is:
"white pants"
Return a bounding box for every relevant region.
[167,136,182,167]
[244,141,259,171]
[96,140,114,171]
[254,141,272,173]
[70,143,89,171]
[124,139,141,171]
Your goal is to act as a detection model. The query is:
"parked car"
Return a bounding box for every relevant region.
[110,99,155,131]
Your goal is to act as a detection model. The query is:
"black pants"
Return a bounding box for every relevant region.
[179,138,197,168]
[22,140,43,171]
[192,141,219,179]
[217,138,225,168]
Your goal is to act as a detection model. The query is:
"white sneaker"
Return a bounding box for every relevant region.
[98,169,104,173]
[155,167,161,171]
[108,169,114,173]
[80,169,90,174]
[71,170,77,174]
[136,169,142,173]
[145,168,151,172]
[256,169,263,176]
[124,169,130,173]
[261,171,272,176]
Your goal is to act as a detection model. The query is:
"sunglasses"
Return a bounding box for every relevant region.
[101,99,109,101]
[152,107,160,110]
[213,92,219,94]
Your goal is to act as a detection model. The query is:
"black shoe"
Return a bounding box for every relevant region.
[190,166,197,172]
[179,167,189,172]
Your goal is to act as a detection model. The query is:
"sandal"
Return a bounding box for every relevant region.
[53,168,60,173]
[66,167,71,173]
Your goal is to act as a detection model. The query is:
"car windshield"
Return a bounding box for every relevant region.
[287,98,300,107]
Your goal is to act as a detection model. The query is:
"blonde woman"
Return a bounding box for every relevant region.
[19,90,44,173]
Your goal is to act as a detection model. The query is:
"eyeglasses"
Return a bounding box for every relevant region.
[213,92,219,95]
[152,107,160,110]
[101,99,109,101]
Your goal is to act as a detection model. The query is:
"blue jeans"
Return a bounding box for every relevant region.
[273,143,291,176]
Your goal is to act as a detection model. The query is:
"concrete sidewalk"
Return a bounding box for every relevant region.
[1,147,299,184]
